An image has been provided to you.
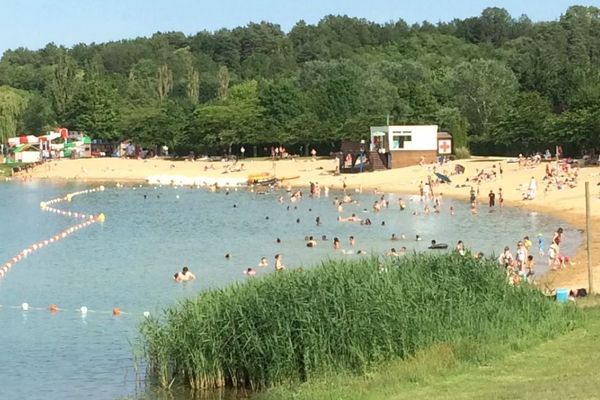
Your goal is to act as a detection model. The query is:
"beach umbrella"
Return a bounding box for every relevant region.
[435,172,451,183]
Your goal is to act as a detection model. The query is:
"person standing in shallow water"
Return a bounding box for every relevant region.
[274,254,285,271]
[488,189,496,207]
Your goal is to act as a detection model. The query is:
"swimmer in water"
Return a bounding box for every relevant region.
[306,236,318,247]
[258,257,269,267]
[399,198,406,210]
[391,233,399,241]
[387,248,399,257]
[455,240,466,256]
[416,235,422,241]
[244,268,257,276]
[274,254,285,271]
[175,266,196,282]
[333,237,341,250]
[349,236,355,246]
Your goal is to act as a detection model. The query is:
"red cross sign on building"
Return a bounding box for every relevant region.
[438,140,451,154]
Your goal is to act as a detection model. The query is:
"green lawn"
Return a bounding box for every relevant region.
[260,304,600,400]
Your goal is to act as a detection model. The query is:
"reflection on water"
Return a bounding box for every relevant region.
[0,181,581,400]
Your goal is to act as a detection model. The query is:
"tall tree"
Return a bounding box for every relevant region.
[445,59,518,141]
[187,68,200,105]
[0,86,29,143]
[66,79,119,140]
[156,64,173,102]
[49,52,79,122]
[217,65,230,100]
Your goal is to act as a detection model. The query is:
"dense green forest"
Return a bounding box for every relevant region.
[1,5,599,156]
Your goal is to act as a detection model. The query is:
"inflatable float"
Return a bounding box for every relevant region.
[428,242,449,249]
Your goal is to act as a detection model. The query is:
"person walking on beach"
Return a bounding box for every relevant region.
[488,190,496,207]
[527,176,538,200]
[498,188,504,207]
[240,146,245,159]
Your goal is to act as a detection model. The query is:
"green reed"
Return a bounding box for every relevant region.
[139,253,578,391]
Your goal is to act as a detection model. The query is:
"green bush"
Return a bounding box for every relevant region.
[454,146,471,159]
[139,254,578,391]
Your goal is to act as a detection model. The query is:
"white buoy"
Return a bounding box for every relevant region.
[80,306,88,315]
[22,303,29,311]
[143,311,150,318]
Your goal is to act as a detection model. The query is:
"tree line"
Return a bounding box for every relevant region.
[0,5,599,157]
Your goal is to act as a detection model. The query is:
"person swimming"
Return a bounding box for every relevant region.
[333,237,341,250]
[243,268,257,276]
[306,236,317,247]
[258,257,269,267]
[175,266,196,282]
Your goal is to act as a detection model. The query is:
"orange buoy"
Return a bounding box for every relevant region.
[112,307,121,316]
[49,304,58,313]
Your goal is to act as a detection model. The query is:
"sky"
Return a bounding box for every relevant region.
[1,0,598,54]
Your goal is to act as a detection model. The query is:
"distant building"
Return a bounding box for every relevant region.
[339,125,453,172]
[369,125,452,169]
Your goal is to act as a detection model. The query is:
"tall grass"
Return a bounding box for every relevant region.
[139,254,578,391]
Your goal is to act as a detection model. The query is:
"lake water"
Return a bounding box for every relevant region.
[0,180,582,399]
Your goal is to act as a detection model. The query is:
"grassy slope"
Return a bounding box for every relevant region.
[259,304,600,400]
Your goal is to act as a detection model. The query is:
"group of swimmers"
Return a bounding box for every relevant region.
[172,173,572,287]
[495,227,571,285]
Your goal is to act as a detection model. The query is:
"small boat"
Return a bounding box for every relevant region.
[247,173,276,185]
[251,176,278,186]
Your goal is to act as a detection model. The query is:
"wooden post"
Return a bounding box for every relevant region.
[585,181,594,294]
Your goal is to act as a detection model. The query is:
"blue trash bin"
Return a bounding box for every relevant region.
[556,288,569,303]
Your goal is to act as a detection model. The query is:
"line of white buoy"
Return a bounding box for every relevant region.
[3,303,151,318]
[0,185,106,280]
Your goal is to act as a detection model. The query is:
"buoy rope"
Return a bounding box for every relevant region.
[0,185,106,281]
[0,303,150,318]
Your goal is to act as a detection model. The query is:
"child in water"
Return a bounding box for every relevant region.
[258,257,269,267]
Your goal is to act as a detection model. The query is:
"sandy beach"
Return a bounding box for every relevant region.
[20,156,600,291]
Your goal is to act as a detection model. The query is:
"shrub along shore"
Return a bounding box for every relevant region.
[139,254,578,391]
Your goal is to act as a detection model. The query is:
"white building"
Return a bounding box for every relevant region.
[369,125,452,168]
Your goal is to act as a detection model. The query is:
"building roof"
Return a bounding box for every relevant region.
[437,131,452,139]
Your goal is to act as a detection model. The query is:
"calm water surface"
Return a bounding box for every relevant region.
[0,180,582,399]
